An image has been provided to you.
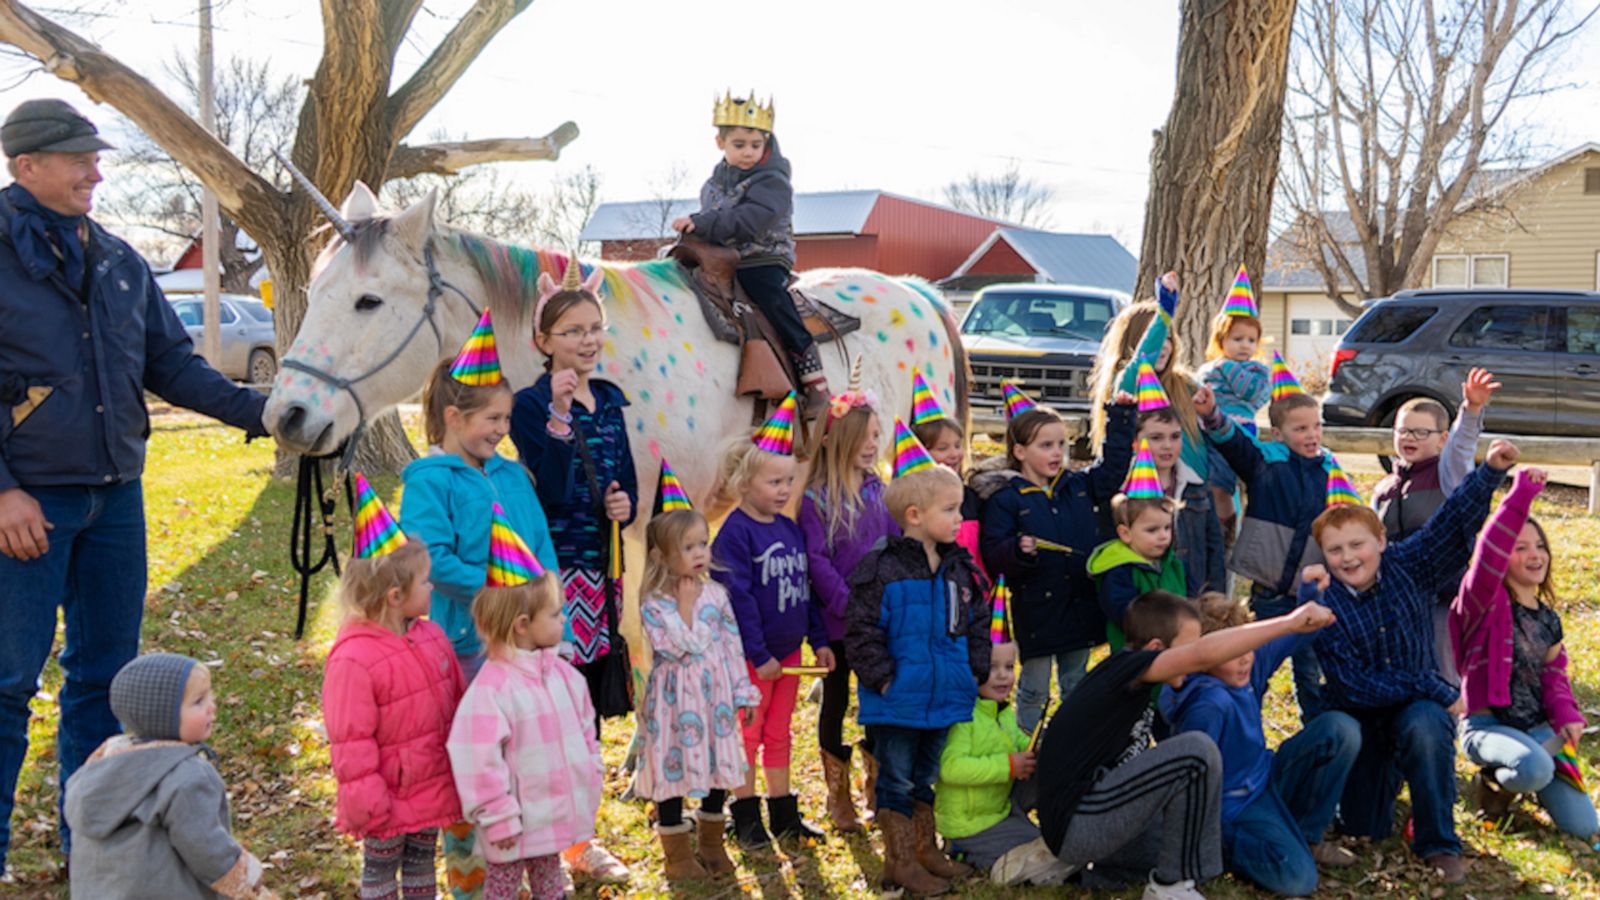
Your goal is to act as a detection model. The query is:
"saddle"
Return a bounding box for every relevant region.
[667,238,859,400]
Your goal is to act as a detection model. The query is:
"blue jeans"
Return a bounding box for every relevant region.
[867,725,948,817]
[1335,700,1460,858]
[0,481,147,865]
[1251,591,1326,721]
[1016,647,1091,735]
[1228,711,1361,896]
[1461,715,1599,839]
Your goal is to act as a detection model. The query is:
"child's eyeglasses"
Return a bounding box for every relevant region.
[549,324,608,341]
[1394,427,1442,440]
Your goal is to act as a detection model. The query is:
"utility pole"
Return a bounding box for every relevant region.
[199,0,222,369]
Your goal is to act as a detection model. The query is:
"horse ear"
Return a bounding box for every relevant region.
[340,181,380,222]
[389,189,437,250]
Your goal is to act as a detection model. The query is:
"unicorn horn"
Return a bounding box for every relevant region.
[274,150,357,244]
[561,248,583,292]
[848,356,863,393]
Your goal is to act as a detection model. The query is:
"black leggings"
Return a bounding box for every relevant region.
[657,790,727,827]
[736,264,814,359]
[819,643,872,761]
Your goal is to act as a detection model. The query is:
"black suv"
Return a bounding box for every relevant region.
[1322,289,1600,434]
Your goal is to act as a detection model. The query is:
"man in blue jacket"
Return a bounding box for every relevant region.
[0,99,267,874]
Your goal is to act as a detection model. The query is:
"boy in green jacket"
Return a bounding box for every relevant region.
[1089,440,1189,649]
[935,586,1074,886]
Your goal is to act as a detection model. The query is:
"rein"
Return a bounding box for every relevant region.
[283,236,483,638]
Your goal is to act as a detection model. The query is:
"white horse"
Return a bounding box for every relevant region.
[264,184,972,525]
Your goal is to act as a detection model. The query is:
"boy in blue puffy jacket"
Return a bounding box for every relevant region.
[847,461,990,896]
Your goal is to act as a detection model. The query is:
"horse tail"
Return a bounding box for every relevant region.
[898,277,971,435]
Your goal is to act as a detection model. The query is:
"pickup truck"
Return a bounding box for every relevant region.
[960,283,1128,423]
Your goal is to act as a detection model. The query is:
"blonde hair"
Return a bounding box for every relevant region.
[711,436,788,510]
[643,509,710,600]
[808,406,879,547]
[1196,591,1251,634]
[1206,314,1262,362]
[421,357,513,446]
[338,541,430,619]
[473,574,562,658]
[1088,301,1200,454]
[884,466,963,526]
[911,418,966,474]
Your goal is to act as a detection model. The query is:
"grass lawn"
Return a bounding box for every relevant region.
[4,416,1599,898]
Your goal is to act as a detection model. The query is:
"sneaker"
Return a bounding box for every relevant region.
[1424,853,1466,885]
[1142,873,1206,900]
[565,841,630,884]
[1311,841,1359,867]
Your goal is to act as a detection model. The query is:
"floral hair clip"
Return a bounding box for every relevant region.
[825,358,877,430]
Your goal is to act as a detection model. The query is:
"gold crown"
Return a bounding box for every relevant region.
[712,90,775,133]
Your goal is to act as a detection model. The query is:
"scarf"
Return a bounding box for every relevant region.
[5,182,86,287]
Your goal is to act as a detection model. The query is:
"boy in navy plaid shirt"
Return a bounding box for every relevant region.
[1297,439,1519,885]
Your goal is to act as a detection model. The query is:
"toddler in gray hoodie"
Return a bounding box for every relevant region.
[64,653,275,899]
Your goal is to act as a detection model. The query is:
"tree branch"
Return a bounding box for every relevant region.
[387,0,534,141]
[0,1,284,236]
[386,123,579,179]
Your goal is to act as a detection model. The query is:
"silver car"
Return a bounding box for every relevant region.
[166,293,278,385]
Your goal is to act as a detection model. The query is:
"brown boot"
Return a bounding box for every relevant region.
[1475,769,1515,822]
[912,801,973,880]
[656,822,707,882]
[693,812,735,877]
[821,749,863,833]
[878,809,949,897]
[859,740,880,817]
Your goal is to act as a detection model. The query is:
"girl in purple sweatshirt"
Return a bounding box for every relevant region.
[711,396,835,848]
[798,387,897,833]
[1452,468,1597,841]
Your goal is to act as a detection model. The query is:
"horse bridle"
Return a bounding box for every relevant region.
[281,238,482,470]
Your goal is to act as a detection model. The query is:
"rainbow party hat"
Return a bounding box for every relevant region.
[1554,740,1585,793]
[1121,439,1164,499]
[653,459,693,515]
[1325,458,1362,507]
[752,392,798,455]
[1270,351,1305,401]
[486,502,545,587]
[1134,359,1170,412]
[892,417,936,477]
[989,576,1011,645]
[353,472,407,559]
[1222,265,1259,318]
[1001,380,1037,419]
[910,371,947,425]
[449,309,503,386]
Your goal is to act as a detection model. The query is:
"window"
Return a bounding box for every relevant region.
[1346,305,1439,344]
[240,302,273,323]
[1431,253,1508,288]
[1471,255,1509,288]
[1433,256,1469,288]
[1586,167,1600,195]
[1289,318,1351,336]
[1448,305,1549,352]
[1567,306,1600,356]
[173,302,202,328]
[217,304,238,325]
[963,293,1116,340]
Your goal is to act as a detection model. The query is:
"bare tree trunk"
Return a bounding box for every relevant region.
[1134,0,1296,362]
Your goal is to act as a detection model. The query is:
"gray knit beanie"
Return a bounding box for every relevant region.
[109,653,198,741]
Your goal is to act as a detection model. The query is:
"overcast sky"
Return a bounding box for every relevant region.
[1,0,1596,252]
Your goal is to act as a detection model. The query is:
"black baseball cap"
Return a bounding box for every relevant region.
[2,99,115,157]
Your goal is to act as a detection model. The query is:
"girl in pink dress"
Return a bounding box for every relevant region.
[633,481,759,882]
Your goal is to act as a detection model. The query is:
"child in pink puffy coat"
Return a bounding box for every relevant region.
[323,537,466,898]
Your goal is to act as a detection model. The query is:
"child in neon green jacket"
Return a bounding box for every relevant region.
[934,640,1074,886]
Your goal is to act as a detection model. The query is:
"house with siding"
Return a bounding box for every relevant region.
[1261,143,1600,374]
